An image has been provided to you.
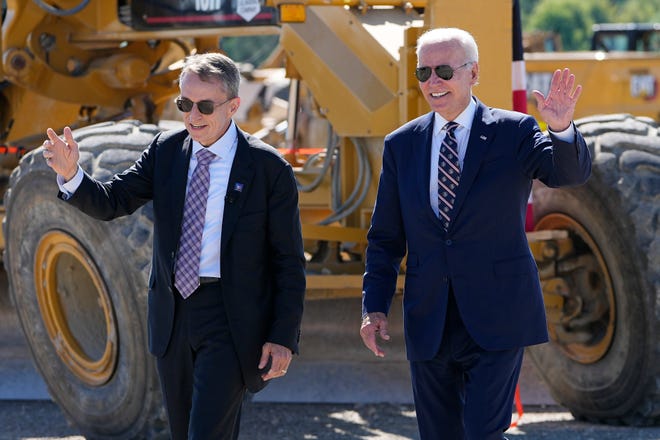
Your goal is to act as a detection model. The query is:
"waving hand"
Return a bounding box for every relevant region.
[532,68,582,132]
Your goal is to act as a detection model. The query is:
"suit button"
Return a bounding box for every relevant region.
[446,239,453,246]
[442,276,448,283]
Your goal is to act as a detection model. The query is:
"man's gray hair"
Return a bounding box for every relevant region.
[416,28,479,63]
[180,53,241,99]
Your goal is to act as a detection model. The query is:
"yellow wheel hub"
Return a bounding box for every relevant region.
[535,213,616,364]
[34,231,117,386]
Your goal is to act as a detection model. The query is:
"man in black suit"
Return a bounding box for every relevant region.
[360,28,590,439]
[43,53,306,439]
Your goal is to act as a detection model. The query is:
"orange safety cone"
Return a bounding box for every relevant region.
[510,383,524,428]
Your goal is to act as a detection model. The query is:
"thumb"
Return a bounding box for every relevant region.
[258,343,272,369]
[531,90,545,108]
[46,127,60,144]
[378,320,390,341]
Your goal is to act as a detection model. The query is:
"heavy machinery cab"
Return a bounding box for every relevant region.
[591,22,660,52]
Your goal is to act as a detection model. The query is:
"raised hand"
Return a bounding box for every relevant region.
[43,126,80,181]
[532,68,582,132]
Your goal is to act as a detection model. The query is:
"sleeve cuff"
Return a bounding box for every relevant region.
[57,166,84,199]
[548,122,575,142]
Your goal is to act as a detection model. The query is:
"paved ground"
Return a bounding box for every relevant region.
[2,289,659,439]
[1,399,660,440]
[0,295,553,404]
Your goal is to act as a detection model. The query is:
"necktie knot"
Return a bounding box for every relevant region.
[443,121,459,134]
[196,148,216,166]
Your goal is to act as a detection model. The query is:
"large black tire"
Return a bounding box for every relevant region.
[3,121,173,438]
[528,114,659,425]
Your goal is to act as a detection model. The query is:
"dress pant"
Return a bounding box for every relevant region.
[410,289,524,440]
[157,281,246,440]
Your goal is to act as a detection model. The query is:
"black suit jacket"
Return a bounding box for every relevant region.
[61,126,306,392]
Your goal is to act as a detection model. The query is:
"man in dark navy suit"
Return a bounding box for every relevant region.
[43,53,306,440]
[360,28,591,439]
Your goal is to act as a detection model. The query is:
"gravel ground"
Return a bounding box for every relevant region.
[1,400,659,440]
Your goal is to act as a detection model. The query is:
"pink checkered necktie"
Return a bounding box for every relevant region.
[174,148,216,298]
[438,121,461,229]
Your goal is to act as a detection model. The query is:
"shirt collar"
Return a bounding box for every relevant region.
[191,120,238,159]
[433,98,477,136]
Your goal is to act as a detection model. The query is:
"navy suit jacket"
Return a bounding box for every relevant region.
[61,126,306,392]
[362,98,591,361]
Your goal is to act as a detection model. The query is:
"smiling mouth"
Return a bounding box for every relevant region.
[431,91,449,98]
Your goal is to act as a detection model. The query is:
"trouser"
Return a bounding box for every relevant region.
[157,281,246,440]
[410,291,524,440]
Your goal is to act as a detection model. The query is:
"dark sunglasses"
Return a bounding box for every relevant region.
[174,96,234,115]
[415,62,473,82]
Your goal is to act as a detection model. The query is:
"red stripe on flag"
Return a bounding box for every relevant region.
[513,90,527,115]
[525,195,535,232]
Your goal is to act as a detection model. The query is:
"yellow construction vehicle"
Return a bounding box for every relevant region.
[0,0,657,437]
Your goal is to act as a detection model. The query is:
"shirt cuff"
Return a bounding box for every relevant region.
[57,166,84,199]
[548,122,575,142]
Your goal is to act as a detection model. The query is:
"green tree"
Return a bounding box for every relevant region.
[616,0,660,22]
[528,0,614,50]
[520,0,542,24]
[220,35,280,68]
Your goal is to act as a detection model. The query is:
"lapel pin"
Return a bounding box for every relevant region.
[233,183,244,192]
[480,135,487,141]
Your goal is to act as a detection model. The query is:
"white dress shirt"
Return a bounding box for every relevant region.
[429,98,575,218]
[58,121,239,278]
[188,123,237,278]
[429,99,476,218]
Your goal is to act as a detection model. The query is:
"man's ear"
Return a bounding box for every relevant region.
[230,97,241,115]
[470,63,479,84]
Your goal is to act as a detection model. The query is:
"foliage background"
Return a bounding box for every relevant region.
[521,0,660,50]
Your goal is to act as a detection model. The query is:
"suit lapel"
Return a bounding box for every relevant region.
[450,100,496,227]
[221,130,255,256]
[172,135,193,242]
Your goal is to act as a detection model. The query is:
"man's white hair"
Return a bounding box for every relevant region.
[416,28,479,63]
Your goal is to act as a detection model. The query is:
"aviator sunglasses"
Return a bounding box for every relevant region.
[415,62,473,82]
[175,96,234,115]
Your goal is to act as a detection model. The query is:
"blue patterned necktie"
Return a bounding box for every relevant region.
[174,148,216,298]
[438,121,461,229]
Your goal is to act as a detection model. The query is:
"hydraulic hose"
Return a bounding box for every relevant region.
[33,0,90,16]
